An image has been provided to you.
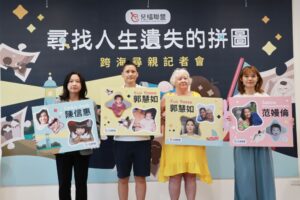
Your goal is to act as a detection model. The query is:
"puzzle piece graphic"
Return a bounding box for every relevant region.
[0,43,40,82]
[1,107,29,149]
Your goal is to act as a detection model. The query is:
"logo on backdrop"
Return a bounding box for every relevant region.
[125,9,171,25]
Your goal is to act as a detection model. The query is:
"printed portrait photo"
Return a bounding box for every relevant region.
[196,104,215,123]
[48,118,64,134]
[232,101,263,131]
[180,117,201,136]
[68,119,94,145]
[132,108,157,132]
[35,109,50,130]
[105,94,131,118]
[265,120,288,142]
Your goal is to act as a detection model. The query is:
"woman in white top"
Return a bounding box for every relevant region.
[233,66,276,200]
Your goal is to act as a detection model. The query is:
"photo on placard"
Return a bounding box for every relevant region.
[180,117,201,136]
[68,119,94,145]
[132,108,157,133]
[231,101,263,131]
[265,120,288,142]
[105,94,131,118]
[35,109,50,130]
[196,104,215,123]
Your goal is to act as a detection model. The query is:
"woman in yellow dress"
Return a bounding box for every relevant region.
[158,68,212,200]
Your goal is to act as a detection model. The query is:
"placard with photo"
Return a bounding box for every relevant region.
[32,99,100,155]
[228,96,293,147]
[100,87,161,136]
[165,96,224,146]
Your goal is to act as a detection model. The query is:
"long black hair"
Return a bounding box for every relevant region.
[240,107,252,125]
[183,118,198,135]
[59,72,87,101]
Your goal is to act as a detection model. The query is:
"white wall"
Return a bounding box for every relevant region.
[293,0,300,178]
[1,1,300,199]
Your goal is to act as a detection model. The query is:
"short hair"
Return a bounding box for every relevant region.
[206,108,213,114]
[68,120,92,134]
[36,109,49,124]
[271,123,281,132]
[169,68,192,86]
[238,66,264,94]
[200,107,206,112]
[122,60,138,72]
[114,94,123,101]
[145,110,152,114]
[144,110,153,118]
[48,118,58,127]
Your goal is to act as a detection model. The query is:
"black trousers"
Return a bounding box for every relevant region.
[56,151,90,200]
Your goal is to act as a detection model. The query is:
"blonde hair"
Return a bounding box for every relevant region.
[169,68,192,86]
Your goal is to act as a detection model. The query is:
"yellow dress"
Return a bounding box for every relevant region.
[158,92,212,184]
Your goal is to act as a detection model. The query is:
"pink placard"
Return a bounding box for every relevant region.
[228,96,293,147]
